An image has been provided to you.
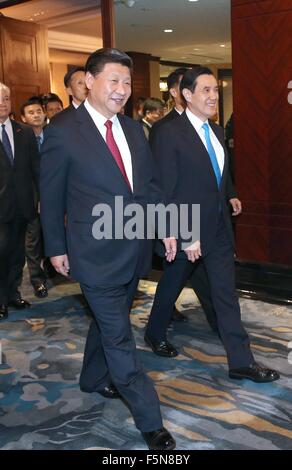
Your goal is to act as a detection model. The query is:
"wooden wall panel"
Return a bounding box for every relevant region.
[125,52,151,117]
[231,0,292,265]
[0,16,50,118]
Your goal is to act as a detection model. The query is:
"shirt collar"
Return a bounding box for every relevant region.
[72,100,79,109]
[185,107,208,134]
[174,107,183,115]
[1,117,11,128]
[84,98,118,128]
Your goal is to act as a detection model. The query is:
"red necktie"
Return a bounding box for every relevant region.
[104,120,132,190]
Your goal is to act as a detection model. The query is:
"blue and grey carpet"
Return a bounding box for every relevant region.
[0,279,292,450]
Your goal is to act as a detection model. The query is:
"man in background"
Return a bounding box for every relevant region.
[0,83,39,320]
[42,93,63,121]
[64,66,88,110]
[141,97,165,139]
[20,97,48,298]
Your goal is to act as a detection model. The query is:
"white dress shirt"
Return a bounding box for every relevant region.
[0,117,15,158]
[186,107,224,175]
[72,101,79,109]
[84,99,133,190]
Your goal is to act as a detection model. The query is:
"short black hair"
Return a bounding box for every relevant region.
[167,67,188,91]
[41,93,63,110]
[64,66,85,88]
[20,97,44,116]
[143,98,165,117]
[85,48,133,76]
[180,66,214,95]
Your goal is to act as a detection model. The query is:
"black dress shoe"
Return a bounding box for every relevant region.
[9,297,31,310]
[170,307,188,323]
[229,363,280,383]
[0,304,8,321]
[81,383,121,399]
[33,283,48,298]
[142,427,176,450]
[144,333,178,357]
[98,384,121,399]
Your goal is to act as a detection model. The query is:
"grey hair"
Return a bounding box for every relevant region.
[0,82,10,95]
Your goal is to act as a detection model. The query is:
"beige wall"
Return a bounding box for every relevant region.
[49,62,69,108]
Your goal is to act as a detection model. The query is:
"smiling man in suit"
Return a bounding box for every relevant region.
[145,67,280,384]
[0,82,39,320]
[40,48,176,450]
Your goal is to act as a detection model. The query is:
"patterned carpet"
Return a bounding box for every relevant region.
[0,275,292,450]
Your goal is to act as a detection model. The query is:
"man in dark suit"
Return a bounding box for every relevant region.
[148,68,239,342]
[20,97,48,298]
[0,83,39,320]
[64,66,88,111]
[149,67,219,332]
[145,67,280,383]
[40,48,176,450]
[141,97,165,139]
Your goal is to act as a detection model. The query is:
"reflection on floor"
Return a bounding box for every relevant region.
[0,270,292,450]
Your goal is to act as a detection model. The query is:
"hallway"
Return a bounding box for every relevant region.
[0,270,291,450]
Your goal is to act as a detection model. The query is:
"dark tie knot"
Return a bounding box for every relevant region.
[1,123,5,130]
[105,120,113,130]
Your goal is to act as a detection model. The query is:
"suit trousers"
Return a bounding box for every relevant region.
[150,248,218,335]
[147,214,255,370]
[25,215,46,286]
[79,275,163,432]
[0,212,27,304]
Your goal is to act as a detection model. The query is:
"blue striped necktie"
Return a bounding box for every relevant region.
[202,123,221,187]
[36,135,42,152]
[1,123,14,165]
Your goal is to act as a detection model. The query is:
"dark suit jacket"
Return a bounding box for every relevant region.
[40,103,163,286]
[149,108,180,146]
[150,108,236,202]
[151,111,235,257]
[0,120,39,223]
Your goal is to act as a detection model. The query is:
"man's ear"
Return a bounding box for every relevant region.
[66,86,73,98]
[169,87,178,99]
[20,115,26,123]
[85,72,94,90]
[182,88,192,103]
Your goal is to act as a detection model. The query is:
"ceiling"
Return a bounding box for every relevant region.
[0,0,232,65]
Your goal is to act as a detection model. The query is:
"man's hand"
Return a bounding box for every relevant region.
[50,254,70,277]
[184,240,201,263]
[163,237,177,262]
[229,198,242,216]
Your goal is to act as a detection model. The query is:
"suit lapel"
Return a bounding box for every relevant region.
[75,105,132,194]
[117,114,139,194]
[180,113,219,187]
[180,113,227,189]
[209,121,228,185]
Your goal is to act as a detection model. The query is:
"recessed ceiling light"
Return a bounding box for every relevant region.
[220,44,226,48]
[193,48,200,51]
[164,29,173,33]
[188,0,199,2]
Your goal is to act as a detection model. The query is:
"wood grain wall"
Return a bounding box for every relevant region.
[231,0,292,265]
